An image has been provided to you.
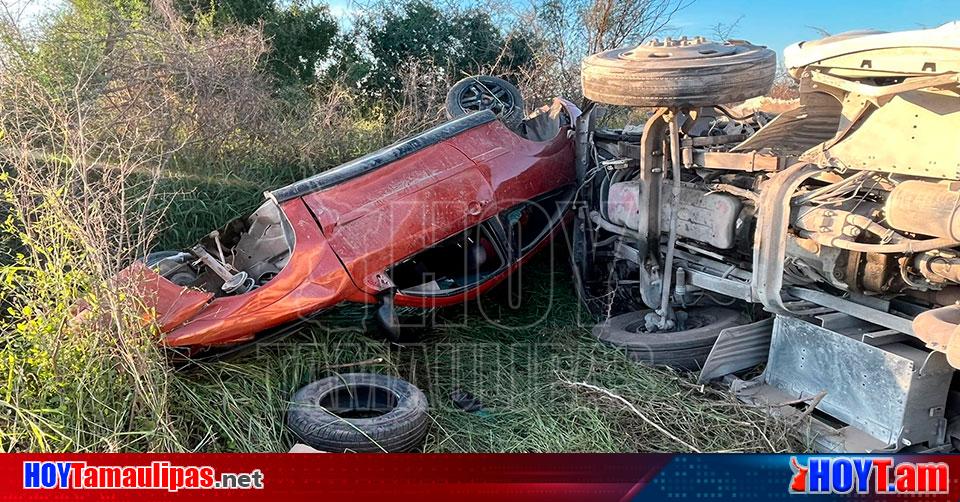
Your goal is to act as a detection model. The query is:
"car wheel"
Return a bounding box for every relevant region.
[287,373,429,452]
[592,307,744,370]
[581,38,776,107]
[142,250,182,267]
[141,250,197,285]
[445,75,525,131]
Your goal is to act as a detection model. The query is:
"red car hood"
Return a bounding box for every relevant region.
[115,262,214,332]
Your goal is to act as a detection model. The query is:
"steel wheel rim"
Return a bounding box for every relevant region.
[621,311,717,334]
[457,79,514,116]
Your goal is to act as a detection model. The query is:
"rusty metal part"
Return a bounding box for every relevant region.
[915,251,960,284]
[793,202,959,254]
[752,163,821,314]
[574,102,596,184]
[683,149,784,172]
[794,205,900,242]
[914,304,960,368]
[698,318,775,383]
[607,181,741,249]
[731,87,842,157]
[191,244,253,294]
[812,70,959,102]
[803,234,959,254]
[787,287,915,335]
[859,252,899,293]
[680,134,749,148]
[886,180,960,240]
[660,184,741,249]
[657,112,683,328]
[589,210,640,240]
[708,183,759,203]
[803,233,958,254]
[630,108,669,309]
[905,286,960,305]
[785,235,847,290]
[637,108,668,257]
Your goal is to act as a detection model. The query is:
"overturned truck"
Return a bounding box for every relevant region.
[574,22,960,451]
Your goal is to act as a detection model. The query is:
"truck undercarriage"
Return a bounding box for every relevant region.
[574,23,960,451]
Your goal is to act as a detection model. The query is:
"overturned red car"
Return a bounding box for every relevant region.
[124,76,579,350]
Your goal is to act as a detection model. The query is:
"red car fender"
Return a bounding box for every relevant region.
[163,198,369,347]
[111,262,214,332]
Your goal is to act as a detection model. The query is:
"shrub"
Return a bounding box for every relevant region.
[177,0,338,86]
[0,0,277,452]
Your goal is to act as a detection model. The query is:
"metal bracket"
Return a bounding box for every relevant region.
[752,163,821,314]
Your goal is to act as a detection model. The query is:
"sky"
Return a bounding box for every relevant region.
[671,0,957,57]
[319,0,957,59]
[12,0,958,60]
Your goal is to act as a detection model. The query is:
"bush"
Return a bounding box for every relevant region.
[0,0,282,452]
[0,0,473,451]
[177,0,338,86]
[1,0,737,454]
[331,0,541,104]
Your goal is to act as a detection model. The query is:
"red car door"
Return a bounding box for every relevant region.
[302,141,496,296]
[301,106,577,307]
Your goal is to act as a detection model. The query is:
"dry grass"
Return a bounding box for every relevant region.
[168,251,804,453]
[0,0,804,453]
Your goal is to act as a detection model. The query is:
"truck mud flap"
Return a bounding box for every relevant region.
[697,318,774,383]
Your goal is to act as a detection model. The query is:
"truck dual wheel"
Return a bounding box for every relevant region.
[592,307,744,370]
[581,37,777,107]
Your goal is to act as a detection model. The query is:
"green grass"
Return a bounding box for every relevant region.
[168,248,803,453]
[0,125,804,453]
[145,147,804,453]
[0,115,803,453]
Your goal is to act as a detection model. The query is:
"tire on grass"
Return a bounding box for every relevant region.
[287,373,428,452]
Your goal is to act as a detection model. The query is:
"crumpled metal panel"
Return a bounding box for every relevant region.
[730,94,841,156]
[764,315,952,446]
[812,90,960,180]
[698,318,774,383]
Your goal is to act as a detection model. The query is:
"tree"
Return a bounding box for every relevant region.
[524,0,689,98]
[711,14,743,42]
[582,0,692,54]
[341,0,539,98]
[177,0,337,86]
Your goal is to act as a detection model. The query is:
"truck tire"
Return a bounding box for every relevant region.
[593,307,744,370]
[581,38,776,107]
[445,75,524,131]
[287,373,428,452]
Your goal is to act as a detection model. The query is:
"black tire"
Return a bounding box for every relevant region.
[142,250,182,267]
[287,373,429,452]
[581,39,776,107]
[141,250,197,285]
[593,307,744,370]
[445,75,524,131]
